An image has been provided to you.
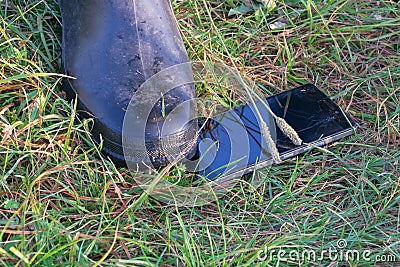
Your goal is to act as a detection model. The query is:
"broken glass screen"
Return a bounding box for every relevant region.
[196,84,356,180]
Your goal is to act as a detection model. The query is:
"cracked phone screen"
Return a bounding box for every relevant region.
[195,84,356,181]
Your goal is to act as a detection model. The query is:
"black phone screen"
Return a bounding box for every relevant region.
[196,84,356,181]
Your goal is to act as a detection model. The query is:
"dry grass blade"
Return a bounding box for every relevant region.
[275,117,303,146]
[260,121,281,163]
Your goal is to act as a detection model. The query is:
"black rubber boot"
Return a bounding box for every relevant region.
[59,0,198,167]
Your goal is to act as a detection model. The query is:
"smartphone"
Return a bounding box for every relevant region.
[194,84,357,181]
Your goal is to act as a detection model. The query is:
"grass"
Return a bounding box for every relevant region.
[1,0,399,266]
